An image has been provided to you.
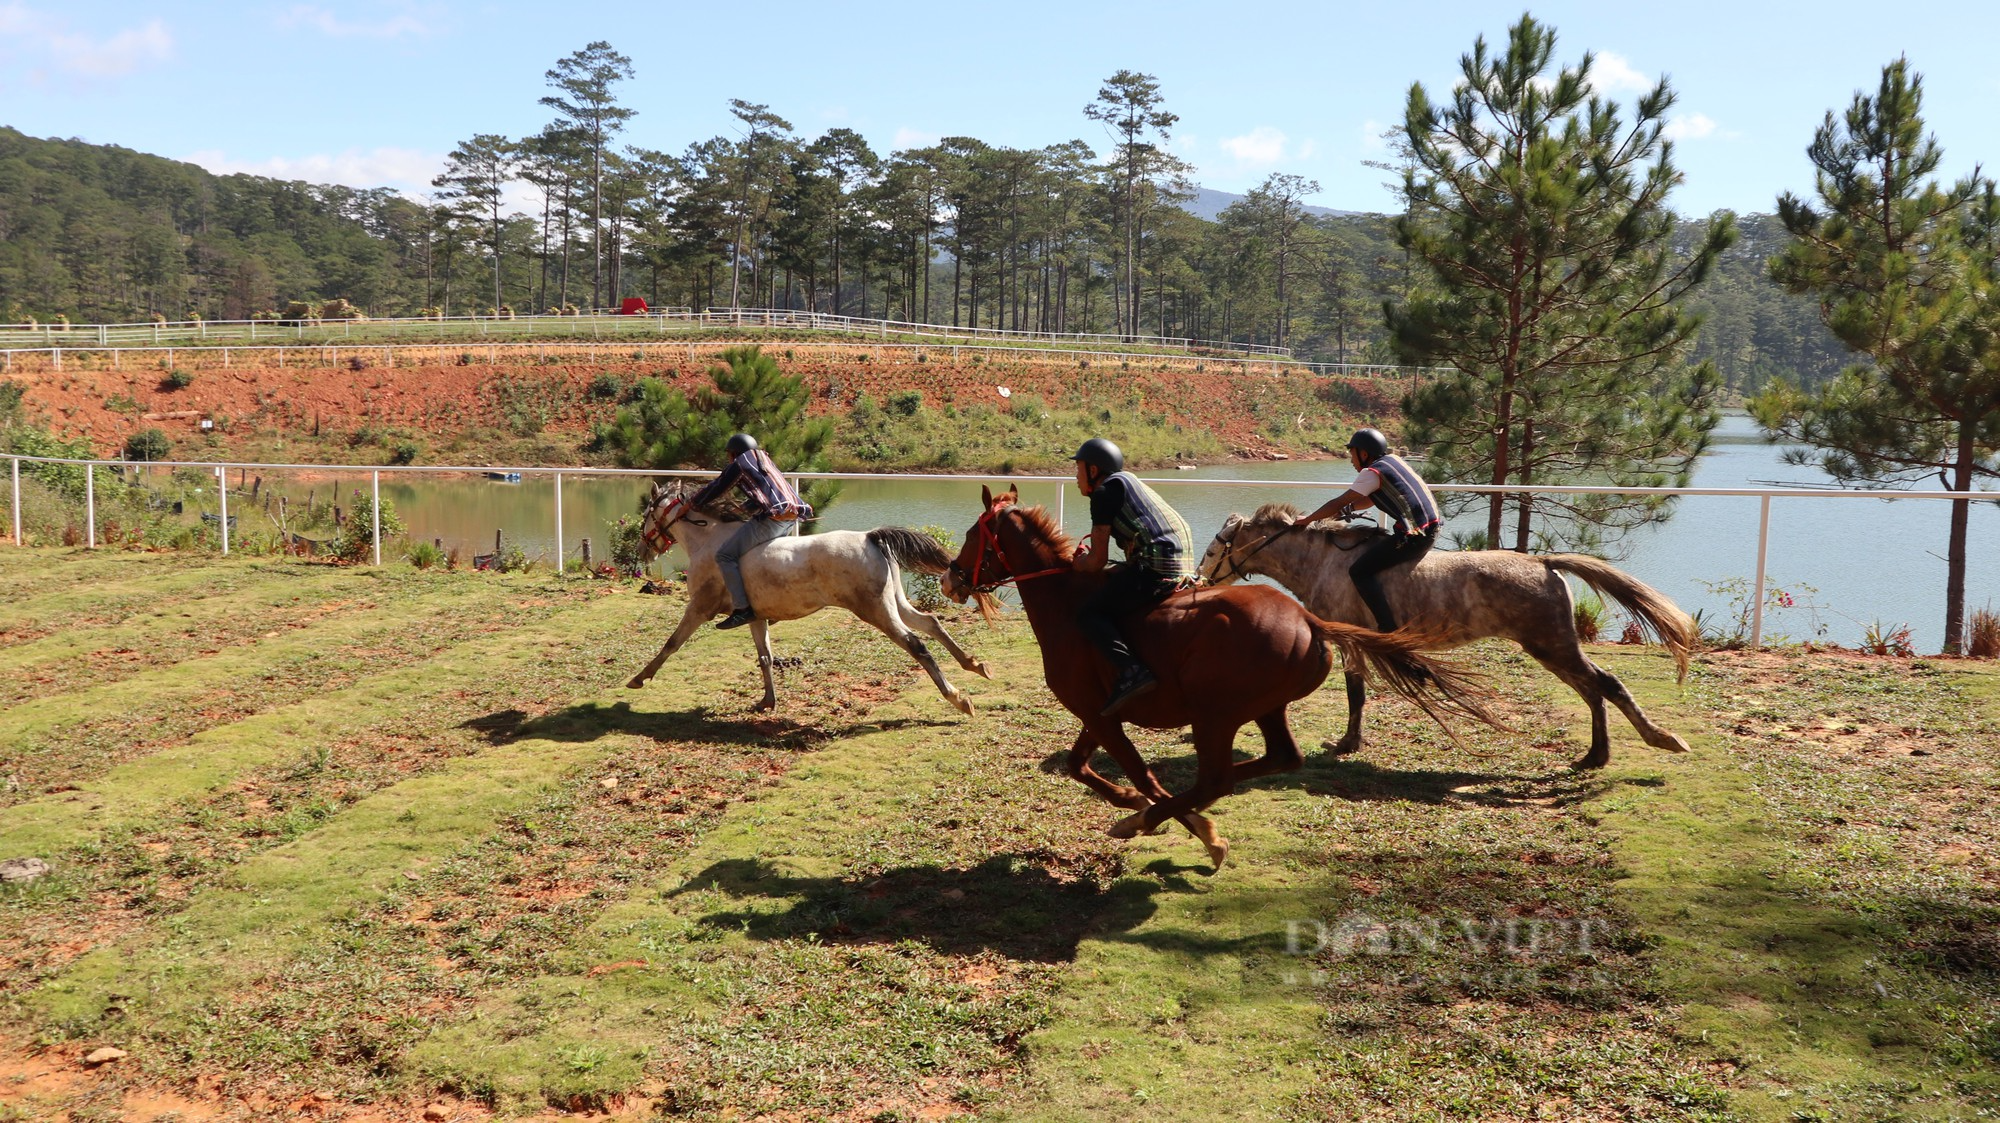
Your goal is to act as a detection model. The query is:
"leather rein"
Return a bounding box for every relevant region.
[949,506,1071,594]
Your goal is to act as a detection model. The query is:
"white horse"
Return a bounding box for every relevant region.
[1199,504,1695,769]
[627,480,991,714]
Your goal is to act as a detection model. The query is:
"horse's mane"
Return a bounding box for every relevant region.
[1247,501,1385,545]
[997,498,1076,560]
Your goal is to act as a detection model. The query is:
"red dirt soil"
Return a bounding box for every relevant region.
[5,345,1405,462]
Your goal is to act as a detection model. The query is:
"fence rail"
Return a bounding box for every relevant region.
[0,308,1291,358]
[6,453,1993,649]
[0,338,1445,379]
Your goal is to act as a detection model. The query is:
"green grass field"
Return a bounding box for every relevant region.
[0,549,1994,1121]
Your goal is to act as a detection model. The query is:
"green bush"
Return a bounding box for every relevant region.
[162,369,194,390]
[608,514,646,572]
[406,541,447,569]
[327,491,406,564]
[887,390,923,417]
[387,439,421,465]
[903,525,959,612]
[589,372,624,401]
[123,428,172,462]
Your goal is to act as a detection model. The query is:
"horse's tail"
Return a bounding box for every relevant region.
[866,526,952,575]
[1306,616,1501,732]
[1542,554,1696,683]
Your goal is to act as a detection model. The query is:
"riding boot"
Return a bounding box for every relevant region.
[1101,655,1158,717]
[1354,578,1400,633]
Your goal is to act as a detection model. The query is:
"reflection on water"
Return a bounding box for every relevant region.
[232,414,1993,651]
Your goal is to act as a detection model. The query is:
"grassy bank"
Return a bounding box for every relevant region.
[0,550,1994,1120]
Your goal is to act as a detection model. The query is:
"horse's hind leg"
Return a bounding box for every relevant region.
[894,595,991,679]
[859,598,972,716]
[1236,708,1307,787]
[1107,719,1238,868]
[1093,720,1224,857]
[1528,638,1688,768]
[749,619,779,712]
[1591,661,1688,755]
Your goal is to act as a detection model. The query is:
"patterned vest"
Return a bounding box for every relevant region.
[1363,454,1440,533]
[1103,471,1196,579]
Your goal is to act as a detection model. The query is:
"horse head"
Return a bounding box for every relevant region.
[637,479,740,564]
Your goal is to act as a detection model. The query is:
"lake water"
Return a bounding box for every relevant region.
[241,413,1995,651]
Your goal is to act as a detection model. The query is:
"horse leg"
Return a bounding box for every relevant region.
[626,599,714,688]
[859,598,973,716]
[894,595,991,679]
[1062,730,1153,812]
[1523,640,1615,769]
[749,619,779,712]
[1593,661,1689,755]
[1093,720,1222,853]
[1234,708,1307,787]
[1326,669,1367,756]
[1106,719,1235,868]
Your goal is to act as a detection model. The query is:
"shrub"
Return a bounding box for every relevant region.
[280,300,318,323]
[407,541,447,569]
[608,514,645,572]
[1967,606,1999,659]
[318,298,364,321]
[589,372,624,401]
[387,439,421,465]
[162,368,194,390]
[1860,620,1915,658]
[346,355,369,371]
[1573,592,1605,643]
[123,428,172,462]
[327,490,406,564]
[903,525,959,611]
[495,544,531,573]
[457,353,476,366]
[887,390,923,417]
[1009,394,1045,423]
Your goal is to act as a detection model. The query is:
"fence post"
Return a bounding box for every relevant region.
[372,471,382,566]
[85,466,95,548]
[10,457,18,545]
[1750,494,1771,650]
[553,471,564,575]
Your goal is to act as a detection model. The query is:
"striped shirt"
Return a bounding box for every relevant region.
[693,448,810,520]
[1353,453,1440,533]
[1090,471,1196,579]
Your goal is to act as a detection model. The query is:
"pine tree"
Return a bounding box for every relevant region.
[1387,15,1735,552]
[600,346,840,518]
[1754,59,2000,653]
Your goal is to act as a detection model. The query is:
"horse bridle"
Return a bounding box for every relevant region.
[1208,519,1296,585]
[948,505,1068,595]
[640,494,714,556]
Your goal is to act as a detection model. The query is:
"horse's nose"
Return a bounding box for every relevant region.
[941,572,968,603]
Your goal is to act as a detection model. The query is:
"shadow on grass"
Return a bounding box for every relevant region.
[668,854,1238,963]
[462,701,957,751]
[1037,746,1606,809]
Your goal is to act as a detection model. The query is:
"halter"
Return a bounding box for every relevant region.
[640,494,712,556]
[949,505,1071,594]
[1208,519,1298,585]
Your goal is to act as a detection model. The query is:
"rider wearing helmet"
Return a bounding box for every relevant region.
[1070,437,1197,716]
[1297,428,1441,633]
[692,433,813,630]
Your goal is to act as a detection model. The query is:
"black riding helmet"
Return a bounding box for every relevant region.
[1071,437,1125,477]
[726,433,759,457]
[1347,428,1389,463]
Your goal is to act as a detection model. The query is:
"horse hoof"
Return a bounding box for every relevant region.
[972,661,993,680]
[625,678,646,690]
[1323,736,1361,757]
[1657,733,1690,753]
[1571,752,1608,771]
[1107,812,1148,840]
[753,699,776,713]
[953,695,976,717]
[1206,838,1230,869]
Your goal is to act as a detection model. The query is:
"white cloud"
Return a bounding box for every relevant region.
[0,3,172,79]
[1220,125,1287,165]
[890,127,938,151]
[1590,51,1655,94]
[1359,119,1388,153]
[185,146,444,194]
[1663,113,1720,142]
[276,4,429,38]
[1296,138,1319,160]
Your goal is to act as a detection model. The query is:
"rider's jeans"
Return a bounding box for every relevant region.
[715,517,799,611]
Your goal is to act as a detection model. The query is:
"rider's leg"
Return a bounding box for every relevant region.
[1348,532,1435,632]
[714,517,794,629]
[1077,567,1172,715]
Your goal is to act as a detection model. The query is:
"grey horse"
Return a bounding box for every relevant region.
[627,480,990,714]
[1199,504,1694,769]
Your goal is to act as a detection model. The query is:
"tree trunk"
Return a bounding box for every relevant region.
[1942,419,1974,653]
[1512,416,1535,552]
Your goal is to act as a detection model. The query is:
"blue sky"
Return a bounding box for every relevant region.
[4,1,1999,217]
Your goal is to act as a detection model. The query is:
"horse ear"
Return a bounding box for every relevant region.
[1006,485,1019,501]
[981,484,995,508]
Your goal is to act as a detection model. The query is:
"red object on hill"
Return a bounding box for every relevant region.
[618,297,649,315]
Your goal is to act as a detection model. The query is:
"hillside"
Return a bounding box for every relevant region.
[1,129,1848,391]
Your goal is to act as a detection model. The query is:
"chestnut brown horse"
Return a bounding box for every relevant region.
[942,485,1493,867]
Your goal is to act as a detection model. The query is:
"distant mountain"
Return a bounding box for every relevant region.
[1180,185,1360,222]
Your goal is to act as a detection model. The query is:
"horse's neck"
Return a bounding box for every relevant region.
[998,523,1080,620]
[1251,526,1349,598]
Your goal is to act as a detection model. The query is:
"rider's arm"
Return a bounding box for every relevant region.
[689,460,743,508]
[1073,525,1112,573]
[1301,488,1369,524]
